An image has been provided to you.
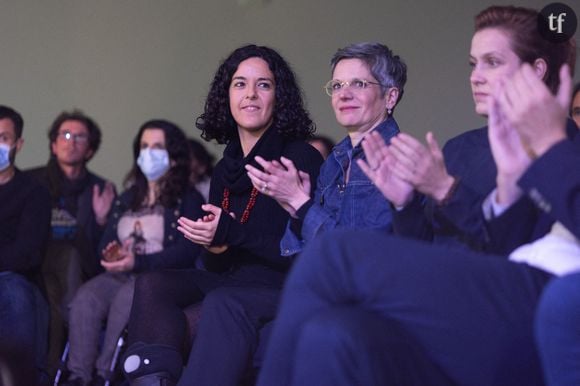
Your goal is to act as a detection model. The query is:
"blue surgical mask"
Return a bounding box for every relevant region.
[137,148,170,181]
[0,143,12,172]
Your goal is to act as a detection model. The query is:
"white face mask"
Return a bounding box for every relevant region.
[0,143,12,172]
[137,148,170,181]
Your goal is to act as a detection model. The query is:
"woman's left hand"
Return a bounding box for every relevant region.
[388,132,455,203]
[358,131,415,207]
[246,156,311,214]
[487,82,530,206]
[101,239,135,272]
[177,204,222,246]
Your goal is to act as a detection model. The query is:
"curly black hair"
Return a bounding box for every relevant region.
[124,119,191,211]
[196,44,315,144]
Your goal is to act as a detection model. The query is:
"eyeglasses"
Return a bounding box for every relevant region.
[57,131,89,144]
[323,78,383,96]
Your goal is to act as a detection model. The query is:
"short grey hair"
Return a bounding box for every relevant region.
[330,42,407,107]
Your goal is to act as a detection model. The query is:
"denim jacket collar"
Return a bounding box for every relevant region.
[332,116,400,160]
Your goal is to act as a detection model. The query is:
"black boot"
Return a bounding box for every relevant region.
[131,372,176,386]
[123,342,182,385]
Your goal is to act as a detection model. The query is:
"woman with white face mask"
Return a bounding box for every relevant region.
[63,120,204,386]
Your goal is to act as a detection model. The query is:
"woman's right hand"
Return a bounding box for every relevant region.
[387,132,455,204]
[201,212,229,254]
[177,204,222,246]
[100,239,135,272]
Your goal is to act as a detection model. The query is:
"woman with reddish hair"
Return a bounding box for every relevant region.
[257,5,578,386]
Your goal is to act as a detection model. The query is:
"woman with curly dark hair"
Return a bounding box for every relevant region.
[122,45,323,386]
[63,120,204,386]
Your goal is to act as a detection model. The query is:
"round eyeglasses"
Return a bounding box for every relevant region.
[57,131,89,144]
[323,78,383,96]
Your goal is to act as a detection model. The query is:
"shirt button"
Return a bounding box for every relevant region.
[171,223,176,228]
[169,235,174,241]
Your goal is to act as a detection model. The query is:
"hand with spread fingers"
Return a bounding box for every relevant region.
[487,64,572,206]
[93,182,116,226]
[245,155,311,217]
[387,132,455,203]
[357,130,414,207]
[497,64,571,157]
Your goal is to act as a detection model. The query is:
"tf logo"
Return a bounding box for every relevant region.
[538,3,578,43]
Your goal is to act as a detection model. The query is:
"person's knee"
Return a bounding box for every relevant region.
[0,274,38,350]
[299,309,360,353]
[204,286,240,304]
[0,274,36,315]
[133,271,170,302]
[299,231,342,265]
[537,274,580,330]
[69,280,100,311]
[201,288,247,320]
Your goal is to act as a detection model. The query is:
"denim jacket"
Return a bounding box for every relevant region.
[280,117,400,256]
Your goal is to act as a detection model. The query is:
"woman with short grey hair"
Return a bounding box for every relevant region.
[247,42,407,258]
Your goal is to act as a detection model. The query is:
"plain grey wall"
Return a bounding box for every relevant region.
[0,0,577,187]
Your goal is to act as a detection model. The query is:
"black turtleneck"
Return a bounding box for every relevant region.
[202,128,323,278]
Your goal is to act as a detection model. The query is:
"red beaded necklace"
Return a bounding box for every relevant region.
[221,187,259,224]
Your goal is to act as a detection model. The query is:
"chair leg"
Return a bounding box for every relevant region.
[104,331,126,386]
[53,341,70,386]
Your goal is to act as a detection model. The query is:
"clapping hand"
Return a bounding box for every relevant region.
[93,182,115,226]
[357,131,414,207]
[385,132,455,204]
[246,156,311,217]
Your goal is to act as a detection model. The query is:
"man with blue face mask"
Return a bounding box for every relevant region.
[0,105,52,384]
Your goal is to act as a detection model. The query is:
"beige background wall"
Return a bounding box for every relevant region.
[0,0,577,186]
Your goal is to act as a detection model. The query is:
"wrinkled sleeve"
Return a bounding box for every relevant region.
[518,139,580,239]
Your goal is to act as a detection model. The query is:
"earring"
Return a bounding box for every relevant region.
[387,108,392,116]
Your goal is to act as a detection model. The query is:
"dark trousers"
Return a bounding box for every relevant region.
[536,271,580,386]
[257,231,553,386]
[126,266,284,386]
[42,242,85,375]
[178,286,280,386]
[0,271,49,384]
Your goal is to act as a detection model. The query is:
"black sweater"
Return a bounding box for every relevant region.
[26,160,113,277]
[0,169,51,279]
[202,129,323,280]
